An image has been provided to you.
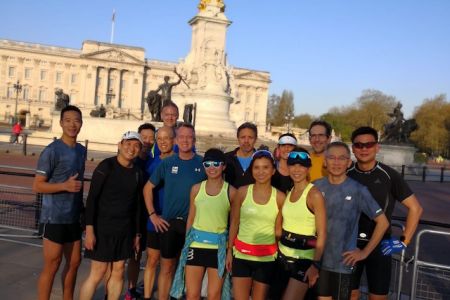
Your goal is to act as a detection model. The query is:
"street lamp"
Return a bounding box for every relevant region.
[106,88,115,105]
[285,112,294,133]
[13,80,23,123]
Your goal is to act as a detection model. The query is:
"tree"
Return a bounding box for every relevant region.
[410,94,450,157]
[272,90,294,126]
[318,89,398,141]
[266,94,280,125]
[293,114,314,129]
[355,89,397,132]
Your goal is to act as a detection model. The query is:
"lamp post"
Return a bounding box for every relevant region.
[285,112,294,133]
[106,88,115,105]
[13,80,23,123]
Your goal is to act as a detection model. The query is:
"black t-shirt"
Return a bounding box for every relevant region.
[271,169,293,194]
[85,157,143,235]
[347,161,413,239]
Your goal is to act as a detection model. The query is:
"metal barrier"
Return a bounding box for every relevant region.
[411,229,450,299]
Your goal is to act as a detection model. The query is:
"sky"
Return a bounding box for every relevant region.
[1,0,449,118]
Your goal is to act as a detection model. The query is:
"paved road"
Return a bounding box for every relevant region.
[1,152,449,299]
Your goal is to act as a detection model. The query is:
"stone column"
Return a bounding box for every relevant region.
[114,69,121,108]
[33,59,41,100]
[118,70,126,108]
[105,68,111,104]
[94,66,101,106]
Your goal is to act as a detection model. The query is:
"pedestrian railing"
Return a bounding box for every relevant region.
[411,229,450,300]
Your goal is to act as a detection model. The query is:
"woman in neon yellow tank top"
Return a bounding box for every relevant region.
[170,148,237,300]
[226,150,285,300]
[277,146,327,300]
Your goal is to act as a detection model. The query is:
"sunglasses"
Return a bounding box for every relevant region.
[353,141,378,149]
[202,161,224,168]
[288,151,310,160]
[252,150,274,160]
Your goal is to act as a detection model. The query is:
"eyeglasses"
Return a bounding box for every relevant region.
[309,133,328,140]
[252,150,274,160]
[326,155,350,161]
[288,151,310,160]
[202,161,224,168]
[353,141,377,149]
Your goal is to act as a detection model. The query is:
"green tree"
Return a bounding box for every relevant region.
[356,89,397,132]
[266,94,280,125]
[410,94,450,157]
[293,113,314,129]
[272,90,295,126]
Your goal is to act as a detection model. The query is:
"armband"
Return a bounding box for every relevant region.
[311,260,321,269]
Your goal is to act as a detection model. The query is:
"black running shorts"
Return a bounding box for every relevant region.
[186,247,218,269]
[317,269,352,300]
[159,218,186,259]
[39,222,82,244]
[232,257,276,285]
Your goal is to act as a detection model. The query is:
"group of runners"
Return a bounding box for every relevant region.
[33,101,423,300]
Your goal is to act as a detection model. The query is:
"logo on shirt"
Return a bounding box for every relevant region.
[194,168,201,172]
[345,195,352,201]
[171,166,179,174]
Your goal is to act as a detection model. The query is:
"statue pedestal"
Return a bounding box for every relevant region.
[377,144,417,166]
[176,89,236,136]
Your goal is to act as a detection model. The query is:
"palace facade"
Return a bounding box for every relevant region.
[0,38,270,132]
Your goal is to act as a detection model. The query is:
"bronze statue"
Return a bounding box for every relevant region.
[89,104,106,118]
[382,102,418,144]
[183,104,194,124]
[54,89,70,111]
[154,69,183,102]
[146,91,162,122]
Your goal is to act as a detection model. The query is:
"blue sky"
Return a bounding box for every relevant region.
[1,0,449,118]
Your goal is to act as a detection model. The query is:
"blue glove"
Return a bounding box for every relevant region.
[381,238,406,256]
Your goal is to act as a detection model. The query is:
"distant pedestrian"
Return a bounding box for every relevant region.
[11,121,23,143]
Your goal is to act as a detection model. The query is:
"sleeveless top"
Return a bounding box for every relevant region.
[191,180,230,249]
[279,183,316,260]
[234,184,279,262]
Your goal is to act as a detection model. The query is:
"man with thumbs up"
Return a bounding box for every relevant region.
[33,105,86,300]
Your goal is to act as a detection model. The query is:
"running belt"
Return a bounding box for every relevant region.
[234,237,278,256]
[280,229,317,250]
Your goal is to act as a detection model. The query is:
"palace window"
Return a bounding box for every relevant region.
[24,68,32,79]
[38,89,46,102]
[8,66,15,77]
[7,86,14,98]
[56,72,63,83]
[40,70,47,81]
[23,86,29,100]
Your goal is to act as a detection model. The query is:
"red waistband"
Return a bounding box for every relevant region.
[234,238,278,256]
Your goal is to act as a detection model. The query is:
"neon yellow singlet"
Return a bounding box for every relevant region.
[191,180,230,249]
[234,184,278,262]
[309,153,327,181]
[279,183,316,260]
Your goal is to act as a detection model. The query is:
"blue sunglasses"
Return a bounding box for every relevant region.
[203,161,224,168]
[288,151,310,160]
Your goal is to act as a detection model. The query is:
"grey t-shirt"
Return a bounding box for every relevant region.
[36,139,86,224]
[314,177,382,274]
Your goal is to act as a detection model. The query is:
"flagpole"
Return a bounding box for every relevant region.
[110,9,115,44]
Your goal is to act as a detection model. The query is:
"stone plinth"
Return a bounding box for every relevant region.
[377,144,417,166]
[51,113,160,145]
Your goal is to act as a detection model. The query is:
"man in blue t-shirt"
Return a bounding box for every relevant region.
[143,122,206,300]
[314,142,389,300]
[33,105,86,300]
